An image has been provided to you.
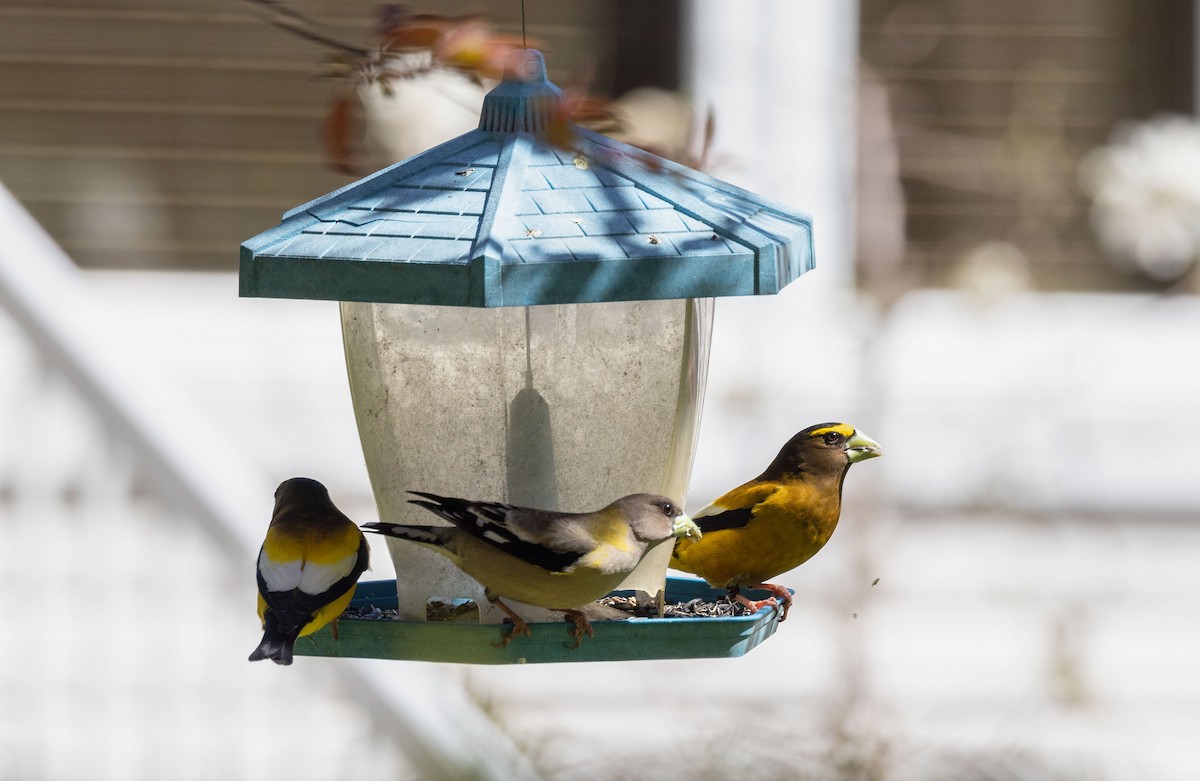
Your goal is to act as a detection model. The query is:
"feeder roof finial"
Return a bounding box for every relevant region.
[478,49,563,134]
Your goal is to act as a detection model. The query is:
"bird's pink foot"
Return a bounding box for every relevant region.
[730,582,792,621]
[748,582,793,621]
[734,592,779,615]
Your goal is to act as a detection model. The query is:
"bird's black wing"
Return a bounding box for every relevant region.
[407,491,584,572]
[693,506,756,533]
[690,481,780,534]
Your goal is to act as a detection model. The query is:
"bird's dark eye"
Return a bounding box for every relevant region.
[660,502,676,517]
[823,432,842,445]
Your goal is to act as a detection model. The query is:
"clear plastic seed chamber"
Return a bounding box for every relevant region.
[240,51,814,663]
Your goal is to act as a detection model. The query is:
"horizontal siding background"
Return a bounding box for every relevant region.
[859,0,1194,293]
[0,1,624,271]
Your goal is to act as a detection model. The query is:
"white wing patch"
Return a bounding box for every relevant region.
[692,503,722,519]
[482,530,509,545]
[258,550,302,592]
[404,528,441,543]
[258,549,359,595]
[297,551,361,595]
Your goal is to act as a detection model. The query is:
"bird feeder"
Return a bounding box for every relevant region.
[240,51,813,663]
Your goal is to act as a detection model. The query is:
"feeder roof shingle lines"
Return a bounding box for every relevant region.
[312,234,419,263]
[528,189,595,215]
[374,187,488,216]
[522,169,551,191]
[519,214,587,239]
[626,210,689,233]
[539,166,616,190]
[303,131,731,264]
[268,232,323,259]
[399,164,495,191]
[558,235,625,260]
[445,140,503,166]
[510,237,573,263]
[666,232,739,256]
[583,187,650,213]
[515,227,735,265]
[344,217,474,242]
[576,213,637,237]
[296,207,475,262]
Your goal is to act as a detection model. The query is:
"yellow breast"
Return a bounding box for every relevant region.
[672,481,841,588]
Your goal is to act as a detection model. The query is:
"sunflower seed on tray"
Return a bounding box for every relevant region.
[342,596,750,622]
[598,595,751,618]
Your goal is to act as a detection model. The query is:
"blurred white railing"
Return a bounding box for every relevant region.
[0,182,539,781]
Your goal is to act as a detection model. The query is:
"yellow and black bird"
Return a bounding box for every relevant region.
[250,477,369,665]
[671,423,882,621]
[363,492,700,646]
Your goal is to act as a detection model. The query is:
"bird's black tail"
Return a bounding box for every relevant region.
[361,522,445,545]
[248,611,301,665]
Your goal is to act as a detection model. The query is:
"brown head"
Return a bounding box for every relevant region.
[759,423,883,486]
[273,477,332,512]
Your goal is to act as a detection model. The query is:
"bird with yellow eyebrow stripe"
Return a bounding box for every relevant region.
[250,477,369,665]
[671,423,882,621]
[363,492,700,647]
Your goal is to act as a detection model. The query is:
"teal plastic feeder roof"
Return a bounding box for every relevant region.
[240,51,814,307]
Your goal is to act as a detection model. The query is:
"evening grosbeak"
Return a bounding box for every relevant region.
[249,477,369,665]
[362,492,700,647]
[671,423,883,621]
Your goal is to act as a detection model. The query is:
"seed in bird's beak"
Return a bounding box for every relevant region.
[672,515,701,539]
[846,430,883,462]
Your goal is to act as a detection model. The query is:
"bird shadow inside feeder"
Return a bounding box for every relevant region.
[505,308,558,508]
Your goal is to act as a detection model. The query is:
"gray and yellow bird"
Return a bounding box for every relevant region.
[250,477,369,665]
[363,492,700,646]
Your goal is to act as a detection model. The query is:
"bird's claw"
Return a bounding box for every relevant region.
[562,609,594,649]
[752,583,793,622]
[734,593,780,618]
[732,583,793,622]
[492,617,533,648]
[488,595,533,648]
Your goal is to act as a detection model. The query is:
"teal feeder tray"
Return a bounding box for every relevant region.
[241,51,814,663]
[294,577,788,664]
